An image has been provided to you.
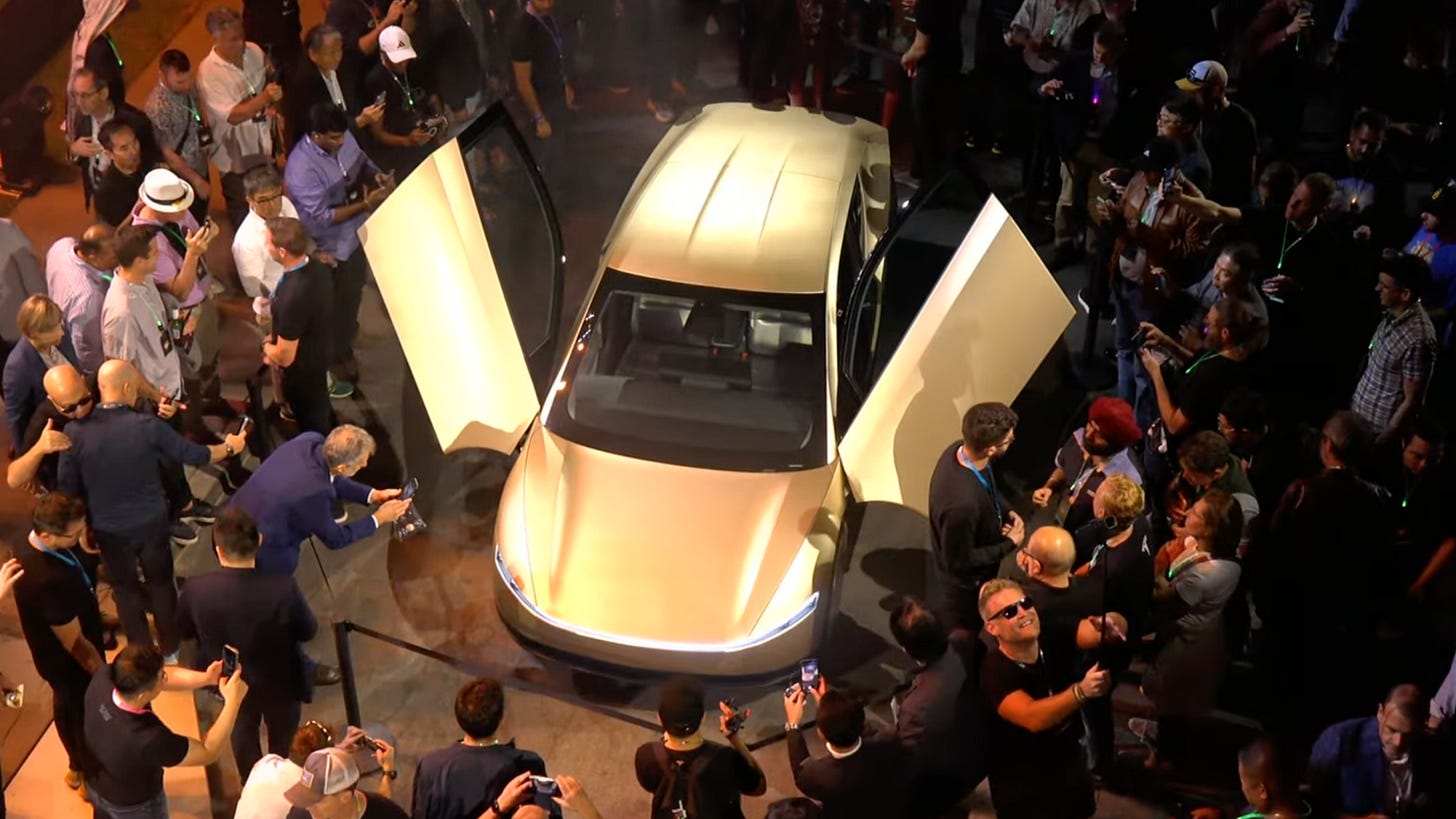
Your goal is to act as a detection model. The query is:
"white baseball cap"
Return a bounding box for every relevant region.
[284,748,360,808]
[137,168,194,213]
[1176,60,1228,92]
[378,26,417,63]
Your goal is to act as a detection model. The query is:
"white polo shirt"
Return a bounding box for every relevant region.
[232,196,300,299]
[197,42,274,175]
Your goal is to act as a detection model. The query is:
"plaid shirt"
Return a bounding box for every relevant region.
[1351,303,1436,431]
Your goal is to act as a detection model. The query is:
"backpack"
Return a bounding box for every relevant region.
[650,743,728,819]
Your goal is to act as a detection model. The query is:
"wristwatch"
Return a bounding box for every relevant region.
[382,768,398,780]
[223,442,236,457]
[784,721,799,731]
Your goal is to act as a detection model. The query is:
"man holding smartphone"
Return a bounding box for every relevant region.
[178,508,318,778]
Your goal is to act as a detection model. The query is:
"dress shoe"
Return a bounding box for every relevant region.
[313,664,343,686]
[180,499,216,525]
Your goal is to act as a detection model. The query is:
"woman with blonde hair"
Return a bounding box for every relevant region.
[3,295,79,450]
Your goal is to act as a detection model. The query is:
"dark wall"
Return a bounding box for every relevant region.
[0,0,84,102]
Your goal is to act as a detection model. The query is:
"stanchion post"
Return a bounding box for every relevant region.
[333,620,362,728]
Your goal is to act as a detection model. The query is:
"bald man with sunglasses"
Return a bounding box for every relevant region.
[978,577,1119,819]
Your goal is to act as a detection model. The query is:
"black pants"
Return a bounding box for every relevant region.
[911,66,960,182]
[232,691,302,780]
[95,517,179,655]
[282,367,332,434]
[52,672,94,775]
[221,170,250,231]
[330,252,368,370]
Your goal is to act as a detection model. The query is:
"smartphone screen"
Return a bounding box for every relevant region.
[530,776,561,796]
[400,477,418,500]
[222,645,239,677]
[800,658,820,690]
[238,415,253,435]
[374,90,388,107]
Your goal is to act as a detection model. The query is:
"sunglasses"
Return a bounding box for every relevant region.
[53,393,94,414]
[304,719,334,745]
[993,597,1036,621]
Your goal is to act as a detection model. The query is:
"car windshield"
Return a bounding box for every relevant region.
[543,270,829,472]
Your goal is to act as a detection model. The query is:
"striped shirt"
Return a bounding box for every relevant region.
[1351,303,1437,432]
[44,238,112,373]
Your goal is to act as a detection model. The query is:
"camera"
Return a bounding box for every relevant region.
[722,697,749,733]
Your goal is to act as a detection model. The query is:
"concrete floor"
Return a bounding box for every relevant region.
[0,2,1211,818]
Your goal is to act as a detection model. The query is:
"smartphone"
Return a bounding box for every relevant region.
[1161,167,1177,195]
[1130,326,1149,348]
[238,415,253,435]
[799,658,821,692]
[222,644,239,677]
[373,90,388,107]
[357,734,382,752]
[722,697,749,733]
[400,477,418,500]
[529,775,561,796]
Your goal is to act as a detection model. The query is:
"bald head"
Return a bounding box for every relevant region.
[1025,527,1076,577]
[516,807,549,819]
[97,359,141,403]
[43,364,85,399]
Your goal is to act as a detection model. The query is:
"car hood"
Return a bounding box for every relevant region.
[515,426,837,645]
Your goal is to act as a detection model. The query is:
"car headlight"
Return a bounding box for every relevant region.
[747,535,825,640]
[495,469,534,600]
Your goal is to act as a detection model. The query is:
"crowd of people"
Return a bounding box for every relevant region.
[0,0,1455,818]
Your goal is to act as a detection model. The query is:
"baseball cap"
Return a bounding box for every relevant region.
[1175,60,1228,92]
[378,26,418,63]
[1133,137,1183,173]
[284,748,359,808]
[1424,179,1456,219]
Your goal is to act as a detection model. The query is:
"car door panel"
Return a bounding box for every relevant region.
[838,195,1075,514]
[359,105,564,455]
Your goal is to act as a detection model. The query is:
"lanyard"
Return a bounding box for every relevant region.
[1275,220,1309,271]
[1368,309,1409,351]
[1184,350,1219,375]
[388,68,417,109]
[1402,471,1418,509]
[956,448,1002,521]
[29,533,94,594]
[104,33,124,68]
[129,281,168,331]
[182,93,202,124]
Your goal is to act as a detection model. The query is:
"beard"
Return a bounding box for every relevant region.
[1084,437,1120,457]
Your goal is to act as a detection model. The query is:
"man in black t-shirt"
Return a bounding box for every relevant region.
[13,493,105,793]
[634,676,766,819]
[364,25,439,177]
[1176,61,1258,208]
[899,0,965,180]
[508,0,572,188]
[928,402,1026,635]
[84,644,248,816]
[413,678,553,819]
[94,120,153,227]
[978,578,1111,819]
[261,217,335,434]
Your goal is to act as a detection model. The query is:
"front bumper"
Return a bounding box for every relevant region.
[492,548,822,677]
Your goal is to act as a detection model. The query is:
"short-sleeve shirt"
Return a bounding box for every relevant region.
[145,82,211,179]
[633,741,763,819]
[102,276,183,399]
[232,196,300,299]
[1173,353,1248,436]
[1172,558,1241,633]
[1201,102,1258,206]
[1052,429,1142,533]
[94,164,146,227]
[1405,227,1456,317]
[132,209,208,309]
[1351,305,1438,432]
[270,259,334,373]
[979,643,1094,815]
[508,10,567,105]
[13,540,103,687]
[197,43,274,174]
[235,754,301,819]
[83,668,191,807]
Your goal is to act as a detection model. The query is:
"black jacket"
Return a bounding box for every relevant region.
[786,730,909,819]
[1045,50,1143,162]
[284,61,365,151]
[177,567,318,702]
[72,102,160,209]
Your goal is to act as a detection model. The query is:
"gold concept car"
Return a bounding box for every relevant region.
[360,102,1074,675]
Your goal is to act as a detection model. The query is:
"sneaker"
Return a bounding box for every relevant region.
[332,499,347,524]
[327,374,355,400]
[179,499,215,525]
[647,99,676,124]
[279,404,296,422]
[170,521,198,547]
[163,651,181,666]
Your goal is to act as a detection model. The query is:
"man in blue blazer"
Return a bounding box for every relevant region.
[3,295,79,451]
[227,424,412,577]
[1307,684,1450,818]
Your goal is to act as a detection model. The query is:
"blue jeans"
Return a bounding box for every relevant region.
[1112,277,1158,430]
[88,783,168,819]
